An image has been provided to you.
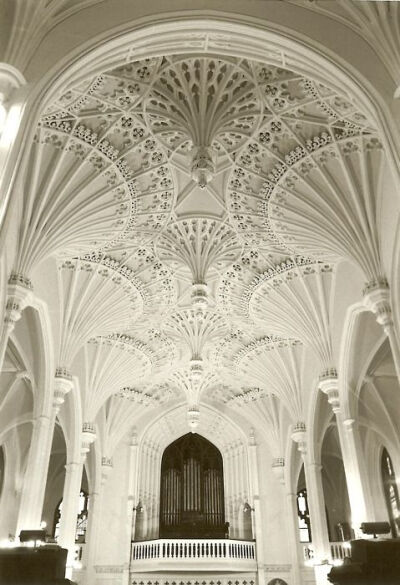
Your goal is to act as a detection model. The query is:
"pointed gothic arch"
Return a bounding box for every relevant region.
[159,433,226,538]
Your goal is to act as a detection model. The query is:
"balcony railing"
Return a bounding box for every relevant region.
[131,539,257,572]
[302,542,352,563]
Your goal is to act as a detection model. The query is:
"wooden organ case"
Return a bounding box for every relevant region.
[160,433,227,538]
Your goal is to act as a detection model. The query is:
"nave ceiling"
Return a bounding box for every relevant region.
[8,49,391,445]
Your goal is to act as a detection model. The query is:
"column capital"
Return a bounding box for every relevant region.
[249,427,257,446]
[291,421,307,454]
[81,422,96,455]
[0,65,26,136]
[286,491,297,498]
[4,274,33,331]
[54,369,74,409]
[0,64,26,99]
[342,417,356,429]
[35,413,51,424]
[307,461,323,472]
[65,461,82,472]
[363,279,393,332]
[318,368,340,413]
[129,427,138,447]
[271,457,285,484]
[101,457,113,485]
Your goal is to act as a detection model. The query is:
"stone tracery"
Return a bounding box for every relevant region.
[0,7,399,585]
[22,51,384,426]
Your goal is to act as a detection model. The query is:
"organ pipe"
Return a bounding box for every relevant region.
[159,433,225,537]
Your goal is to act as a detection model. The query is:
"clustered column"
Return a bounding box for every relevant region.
[247,431,266,585]
[319,372,375,536]
[16,374,73,535]
[291,422,331,566]
[58,423,96,575]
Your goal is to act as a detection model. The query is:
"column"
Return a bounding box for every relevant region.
[337,416,375,532]
[149,444,156,538]
[84,458,113,585]
[0,433,22,540]
[227,449,236,537]
[319,375,375,535]
[303,461,330,562]
[0,275,32,374]
[0,65,29,374]
[16,413,55,534]
[122,431,138,585]
[248,431,266,585]
[58,460,84,576]
[0,64,27,233]
[83,488,100,581]
[363,281,400,384]
[16,375,73,535]
[285,491,302,585]
[272,457,301,584]
[292,422,330,584]
[59,425,96,577]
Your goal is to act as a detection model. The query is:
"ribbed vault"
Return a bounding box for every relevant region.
[12,49,384,449]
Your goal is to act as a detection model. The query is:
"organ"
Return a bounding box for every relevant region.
[160,434,227,538]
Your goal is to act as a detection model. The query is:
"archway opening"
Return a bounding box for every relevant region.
[321,422,352,542]
[0,446,4,501]
[159,433,225,538]
[381,447,400,537]
[296,466,311,544]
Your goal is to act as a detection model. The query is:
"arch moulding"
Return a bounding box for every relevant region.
[2,13,400,243]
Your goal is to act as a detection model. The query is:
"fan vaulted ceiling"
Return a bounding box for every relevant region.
[24,53,378,434]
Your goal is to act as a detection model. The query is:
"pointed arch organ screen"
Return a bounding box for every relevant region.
[160,433,225,538]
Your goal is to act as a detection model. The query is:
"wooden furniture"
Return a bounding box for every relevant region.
[328,538,400,585]
[0,544,75,584]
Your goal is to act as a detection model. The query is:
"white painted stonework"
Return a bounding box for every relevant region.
[0,3,400,585]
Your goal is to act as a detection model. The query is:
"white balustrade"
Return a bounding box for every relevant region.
[330,541,351,561]
[131,538,256,571]
[302,542,351,564]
